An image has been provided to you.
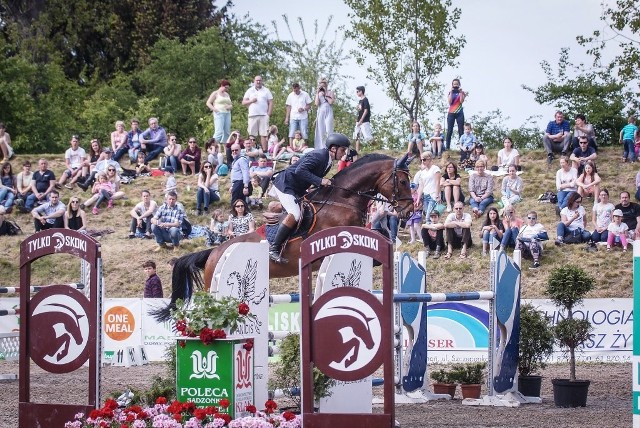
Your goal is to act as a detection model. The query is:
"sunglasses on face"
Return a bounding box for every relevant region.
[108,168,115,171]
[454,207,463,210]
[527,216,536,220]
[204,166,211,169]
[71,200,79,203]
[235,204,245,208]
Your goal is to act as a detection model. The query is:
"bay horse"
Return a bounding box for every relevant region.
[152,153,414,321]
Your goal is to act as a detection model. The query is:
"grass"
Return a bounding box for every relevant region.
[0,145,635,300]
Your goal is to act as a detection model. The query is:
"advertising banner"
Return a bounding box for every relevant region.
[102,298,142,364]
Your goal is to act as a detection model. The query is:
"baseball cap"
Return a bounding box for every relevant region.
[613,209,623,217]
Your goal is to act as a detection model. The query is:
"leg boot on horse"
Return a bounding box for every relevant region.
[269,213,297,263]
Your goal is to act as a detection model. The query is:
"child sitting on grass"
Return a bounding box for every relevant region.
[135,151,151,176]
[207,208,228,246]
[163,166,177,194]
[91,173,114,215]
[607,209,629,252]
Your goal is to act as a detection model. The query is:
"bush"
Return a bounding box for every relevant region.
[519,303,555,377]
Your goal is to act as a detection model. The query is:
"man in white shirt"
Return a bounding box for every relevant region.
[242,75,274,152]
[284,82,312,145]
[57,135,87,189]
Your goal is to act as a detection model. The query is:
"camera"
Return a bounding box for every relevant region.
[318,86,325,93]
[452,87,460,93]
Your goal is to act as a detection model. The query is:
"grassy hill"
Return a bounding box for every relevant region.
[0,145,635,299]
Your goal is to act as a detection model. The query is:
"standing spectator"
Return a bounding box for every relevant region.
[500,164,523,209]
[406,183,422,244]
[142,261,163,298]
[615,191,640,239]
[619,116,638,163]
[414,152,441,222]
[468,160,494,218]
[111,120,129,162]
[227,198,256,238]
[23,158,56,212]
[206,79,232,147]
[440,162,463,213]
[555,156,578,209]
[15,160,33,206]
[353,86,372,152]
[515,211,548,269]
[242,75,273,152]
[64,197,86,231]
[140,117,167,164]
[249,155,273,199]
[229,143,251,205]
[152,191,185,250]
[179,138,201,175]
[31,190,64,231]
[556,192,591,245]
[430,123,444,159]
[421,211,445,258]
[495,137,520,171]
[458,123,477,163]
[284,82,312,145]
[607,209,629,252]
[130,189,157,239]
[480,207,504,256]
[163,134,181,172]
[590,189,614,244]
[445,79,467,151]
[543,110,572,164]
[127,119,143,163]
[196,161,220,215]
[570,137,597,174]
[576,160,601,200]
[444,201,473,259]
[0,162,16,213]
[57,135,87,189]
[572,114,597,151]
[406,121,429,158]
[314,77,335,149]
[0,123,14,162]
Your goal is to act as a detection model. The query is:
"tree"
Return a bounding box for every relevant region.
[467,110,543,151]
[344,0,465,122]
[522,48,629,144]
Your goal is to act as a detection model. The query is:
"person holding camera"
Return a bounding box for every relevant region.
[314,77,335,149]
[338,147,359,172]
[445,78,467,151]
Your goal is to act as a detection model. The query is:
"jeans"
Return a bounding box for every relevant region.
[501,227,519,248]
[25,193,46,210]
[623,139,636,162]
[165,155,178,171]
[144,144,165,163]
[590,229,609,243]
[470,195,494,214]
[446,111,464,150]
[482,230,500,244]
[112,146,128,162]
[556,190,574,209]
[0,188,15,209]
[557,224,591,242]
[387,215,399,241]
[543,134,572,155]
[128,146,140,163]
[422,194,437,223]
[95,190,112,208]
[153,225,182,246]
[288,118,309,139]
[196,188,220,210]
[213,112,231,146]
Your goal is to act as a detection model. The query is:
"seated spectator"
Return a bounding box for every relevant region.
[196,161,220,215]
[111,120,129,162]
[127,119,143,163]
[607,209,629,251]
[31,190,64,231]
[444,201,473,259]
[15,160,32,206]
[555,192,591,245]
[243,137,262,162]
[429,123,444,159]
[421,210,445,258]
[619,115,638,163]
[81,167,126,212]
[615,191,640,239]
[440,162,463,213]
[406,121,428,158]
[555,156,578,209]
[163,134,181,172]
[570,136,597,174]
[0,161,16,213]
[152,191,185,250]
[129,189,157,239]
[142,260,163,298]
[500,206,524,250]
[57,135,87,190]
[140,117,167,164]
[461,143,489,171]
[494,137,520,171]
[24,158,56,212]
[590,188,614,244]
[205,138,224,170]
[543,110,572,164]
[288,130,308,155]
[135,151,151,176]
[180,138,202,175]
[479,207,504,256]
[250,155,273,199]
[369,196,401,246]
[289,154,300,165]
[515,211,548,269]
[163,167,177,194]
[337,147,358,172]
[267,126,286,160]
[89,172,115,215]
[207,208,228,246]
[500,164,523,209]
[576,160,601,200]
[468,160,494,218]
[459,123,477,163]
[572,114,597,151]
[64,197,86,231]
[83,139,104,177]
[77,148,120,191]
[227,198,255,238]
[636,170,640,202]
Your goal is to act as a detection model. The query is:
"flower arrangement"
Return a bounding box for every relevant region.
[172,292,256,345]
[65,397,301,428]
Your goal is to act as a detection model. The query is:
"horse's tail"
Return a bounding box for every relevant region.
[149,248,214,322]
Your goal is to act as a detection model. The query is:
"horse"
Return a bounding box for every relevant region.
[152,153,414,322]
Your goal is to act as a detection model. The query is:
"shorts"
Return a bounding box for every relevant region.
[248,115,269,137]
[353,122,373,141]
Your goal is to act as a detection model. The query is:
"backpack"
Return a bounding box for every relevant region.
[217,164,229,176]
[537,191,558,204]
[0,219,23,236]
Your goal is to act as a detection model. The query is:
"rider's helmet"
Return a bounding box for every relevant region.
[326,133,351,149]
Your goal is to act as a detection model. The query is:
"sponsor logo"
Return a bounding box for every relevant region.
[104,306,135,341]
[27,232,87,253]
[309,231,379,255]
[235,348,252,389]
[190,350,220,380]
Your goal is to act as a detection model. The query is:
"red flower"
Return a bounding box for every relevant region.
[283,411,296,421]
[179,340,186,348]
[173,413,182,422]
[205,406,219,415]
[245,404,257,413]
[200,327,215,345]
[238,302,250,315]
[243,339,254,352]
[156,397,168,405]
[126,414,135,422]
[194,408,208,420]
[183,402,196,413]
[167,400,182,414]
[89,409,101,419]
[104,398,118,410]
[212,328,227,339]
[126,405,142,414]
[219,398,230,409]
[265,400,278,410]
[219,414,231,424]
[175,319,187,332]
[137,411,148,419]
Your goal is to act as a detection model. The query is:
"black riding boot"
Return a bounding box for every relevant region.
[269,214,296,263]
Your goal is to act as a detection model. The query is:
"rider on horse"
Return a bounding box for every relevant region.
[269,132,351,263]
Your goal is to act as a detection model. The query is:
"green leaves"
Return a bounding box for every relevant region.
[546,265,596,312]
[518,303,554,376]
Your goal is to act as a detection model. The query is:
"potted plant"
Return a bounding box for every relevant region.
[546,265,595,407]
[171,291,256,343]
[518,303,555,397]
[449,362,486,399]
[429,368,457,398]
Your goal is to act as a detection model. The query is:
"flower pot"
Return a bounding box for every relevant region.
[459,383,482,399]
[551,378,590,407]
[432,383,457,398]
[518,375,543,397]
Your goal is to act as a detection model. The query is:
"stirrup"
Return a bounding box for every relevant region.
[269,250,288,264]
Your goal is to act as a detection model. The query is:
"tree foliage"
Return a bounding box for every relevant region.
[522,48,629,144]
[344,0,465,122]
[467,110,543,151]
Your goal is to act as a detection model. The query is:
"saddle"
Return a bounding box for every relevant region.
[258,201,317,246]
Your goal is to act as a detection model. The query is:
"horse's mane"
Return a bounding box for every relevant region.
[331,153,394,184]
